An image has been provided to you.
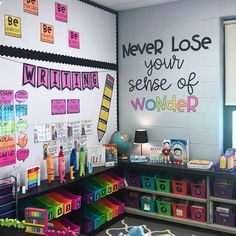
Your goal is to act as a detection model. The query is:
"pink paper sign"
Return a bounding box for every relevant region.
[0,90,14,105]
[0,149,16,167]
[67,99,80,114]
[51,99,66,115]
[55,2,68,22]
[15,90,28,103]
[17,148,29,161]
[68,30,80,49]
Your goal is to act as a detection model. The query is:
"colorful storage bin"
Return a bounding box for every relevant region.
[91,202,113,221]
[214,211,235,227]
[107,173,125,190]
[53,217,80,234]
[190,205,206,222]
[141,196,155,212]
[83,189,94,205]
[126,174,142,188]
[84,209,102,230]
[190,183,206,199]
[101,174,119,192]
[213,183,234,199]
[172,179,189,196]
[100,198,119,217]
[156,200,172,216]
[156,178,171,193]
[84,218,93,233]
[141,176,156,190]
[57,190,81,210]
[125,192,140,209]
[172,203,188,219]
[106,196,125,215]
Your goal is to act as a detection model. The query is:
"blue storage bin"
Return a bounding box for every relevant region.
[140,196,155,212]
[141,176,156,190]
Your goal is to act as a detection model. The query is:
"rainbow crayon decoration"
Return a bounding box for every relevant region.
[25,166,40,190]
[97,74,114,142]
[25,207,48,235]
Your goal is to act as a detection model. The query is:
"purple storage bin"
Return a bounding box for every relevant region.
[0,201,15,215]
[125,194,140,209]
[0,182,13,196]
[215,211,235,227]
[106,196,125,215]
[84,218,93,233]
[213,183,234,199]
[83,189,94,205]
[126,174,141,188]
[0,210,15,219]
[0,193,13,205]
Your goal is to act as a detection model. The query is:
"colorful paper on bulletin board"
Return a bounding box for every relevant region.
[17,148,29,162]
[15,90,28,103]
[56,122,67,139]
[55,2,68,22]
[16,119,28,133]
[0,149,16,167]
[68,30,80,49]
[17,133,28,148]
[40,23,54,44]
[0,135,16,152]
[0,120,15,136]
[83,120,93,135]
[51,99,66,115]
[4,15,21,38]
[0,106,14,120]
[16,104,28,116]
[23,0,39,15]
[67,99,80,114]
[0,90,14,105]
[34,124,51,142]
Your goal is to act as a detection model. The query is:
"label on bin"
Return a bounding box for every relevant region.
[144,203,150,211]
[176,209,183,216]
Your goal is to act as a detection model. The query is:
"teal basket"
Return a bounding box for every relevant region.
[141,197,155,212]
[141,176,156,190]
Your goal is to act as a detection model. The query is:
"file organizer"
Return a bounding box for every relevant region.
[92,176,112,196]
[87,206,106,225]
[100,198,119,217]
[106,196,125,215]
[52,217,80,234]
[84,208,105,229]
[57,190,81,210]
[25,207,48,235]
[36,196,63,218]
[101,174,119,192]
[0,176,17,219]
[48,192,72,215]
[89,179,107,198]
[83,189,94,205]
[85,182,101,201]
[84,218,93,233]
[107,173,125,190]
[30,199,54,221]
[91,202,113,221]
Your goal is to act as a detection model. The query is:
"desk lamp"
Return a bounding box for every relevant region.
[134,129,148,156]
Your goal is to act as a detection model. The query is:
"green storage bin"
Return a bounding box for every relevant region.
[156,200,172,216]
[88,205,106,225]
[156,178,171,193]
[93,176,113,195]
[89,180,107,198]
[140,196,155,212]
[91,202,113,221]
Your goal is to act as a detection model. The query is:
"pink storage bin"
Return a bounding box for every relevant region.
[190,205,206,222]
[57,190,81,210]
[106,196,125,215]
[190,183,206,199]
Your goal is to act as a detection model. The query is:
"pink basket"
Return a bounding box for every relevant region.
[190,205,206,222]
[190,183,206,199]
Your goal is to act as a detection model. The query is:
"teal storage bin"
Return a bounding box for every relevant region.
[141,176,156,190]
[140,196,155,212]
[88,205,106,225]
[84,209,101,230]
[85,183,101,201]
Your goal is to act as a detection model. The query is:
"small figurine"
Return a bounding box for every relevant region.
[79,147,85,177]
[162,139,171,164]
[58,146,66,183]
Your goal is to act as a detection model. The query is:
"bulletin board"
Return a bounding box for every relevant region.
[0,0,118,183]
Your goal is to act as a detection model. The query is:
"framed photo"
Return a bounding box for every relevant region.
[170,139,189,165]
[87,145,105,167]
[104,144,118,167]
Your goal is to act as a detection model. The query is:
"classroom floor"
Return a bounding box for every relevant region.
[92,216,231,236]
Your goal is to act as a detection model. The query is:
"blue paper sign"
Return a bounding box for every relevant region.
[15,105,28,117]
[0,105,14,120]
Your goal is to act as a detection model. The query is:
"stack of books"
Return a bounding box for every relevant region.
[187,160,213,169]
[130,155,148,163]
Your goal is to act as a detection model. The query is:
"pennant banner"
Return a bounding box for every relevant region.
[23,63,100,91]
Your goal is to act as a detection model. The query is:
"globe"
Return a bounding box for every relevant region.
[110,131,132,159]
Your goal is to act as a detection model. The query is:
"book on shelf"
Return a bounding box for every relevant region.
[103,144,118,167]
[187,159,213,169]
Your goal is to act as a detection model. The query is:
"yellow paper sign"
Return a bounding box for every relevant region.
[4,15,21,38]
[40,23,54,44]
[24,0,39,15]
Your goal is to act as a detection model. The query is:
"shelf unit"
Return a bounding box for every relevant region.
[17,165,124,235]
[121,161,236,235]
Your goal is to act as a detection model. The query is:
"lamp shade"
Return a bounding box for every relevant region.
[134,129,148,144]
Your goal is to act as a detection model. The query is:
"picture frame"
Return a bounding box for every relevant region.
[87,145,105,167]
[104,144,118,167]
[170,139,189,165]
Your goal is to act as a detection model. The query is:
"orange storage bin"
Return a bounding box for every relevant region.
[172,203,188,219]
[171,179,189,196]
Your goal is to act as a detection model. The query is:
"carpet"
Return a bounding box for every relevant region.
[106,219,176,236]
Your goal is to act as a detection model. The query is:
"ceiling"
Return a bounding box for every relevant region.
[91,0,180,11]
